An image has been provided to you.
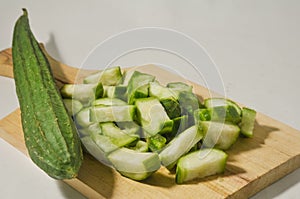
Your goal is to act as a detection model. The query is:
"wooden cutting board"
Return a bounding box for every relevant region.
[1,46,300,199]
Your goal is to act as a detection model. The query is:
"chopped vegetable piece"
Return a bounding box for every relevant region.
[83,66,123,85]
[210,106,241,124]
[63,99,83,116]
[128,84,150,104]
[167,82,193,93]
[159,125,203,167]
[108,148,161,181]
[160,98,181,119]
[149,81,177,100]
[90,105,136,122]
[60,83,103,105]
[171,115,190,136]
[90,133,120,154]
[194,106,241,124]
[92,98,127,106]
[127,71,155,104]
[194,108,211,122]
[103,85,127,100]
[128,140,149,152]
[77,122,102,138]
[135,97,173,136]
[147,134,167,152]
[115,121,141,135]
[200,121,240,150]
[204,98,242,116]
[240,107,256,137]
[75,107,93,127]
[176,148,227,184]
[149,81,181,118]
[100,122,138,147]
[81,136,111,166]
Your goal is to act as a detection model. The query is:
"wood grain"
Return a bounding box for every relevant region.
[1,47,300,199]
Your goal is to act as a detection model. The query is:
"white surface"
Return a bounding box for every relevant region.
[1,1,300,198]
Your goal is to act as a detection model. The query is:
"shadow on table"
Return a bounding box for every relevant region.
[45,33,65,65]
[57,180,87,199]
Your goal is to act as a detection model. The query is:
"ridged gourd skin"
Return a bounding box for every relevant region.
[12,9,83,179]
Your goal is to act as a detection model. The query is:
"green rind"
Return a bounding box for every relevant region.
[176,148,228,184]
[240,107,257,137]
[12,9,82,179]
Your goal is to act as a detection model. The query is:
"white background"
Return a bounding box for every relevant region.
[1,1,300,198]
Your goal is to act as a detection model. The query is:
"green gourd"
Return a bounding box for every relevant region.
[12,9,82,179]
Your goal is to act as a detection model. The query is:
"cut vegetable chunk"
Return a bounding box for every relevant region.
[83,66,123,85]
[103,85,127,100]
[135,97,173,136]
[200,121,240,150]
[147,134,167,152]
[240,107,256,137]
[75,107,93,127]
[115,121,141,135]
[90,134,120,154]
[149,82,181,118]
[194,106,241,124]
[127,71,155,104]
[159,125,203,167]
[211,106,241,124]
[128,84,150,104]
[178,91,202,124]
[92,98,127,106]
[108,148,161,181]
[172,115,190,133]
[167,82,193,93]
[160,98,181,119]
[194,108,211,122]
[149,81,177,100]
[100,122,138,147]
[81,136,111,166]
[128,140,149,152]
[63,99,83,116]
[176,148,228,184]
[90,105,136,122]
[77,122,102,138]
[204,98,242,116]
[60,83,103,105]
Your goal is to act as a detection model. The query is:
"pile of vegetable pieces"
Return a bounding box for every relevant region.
[60,66,256,184]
